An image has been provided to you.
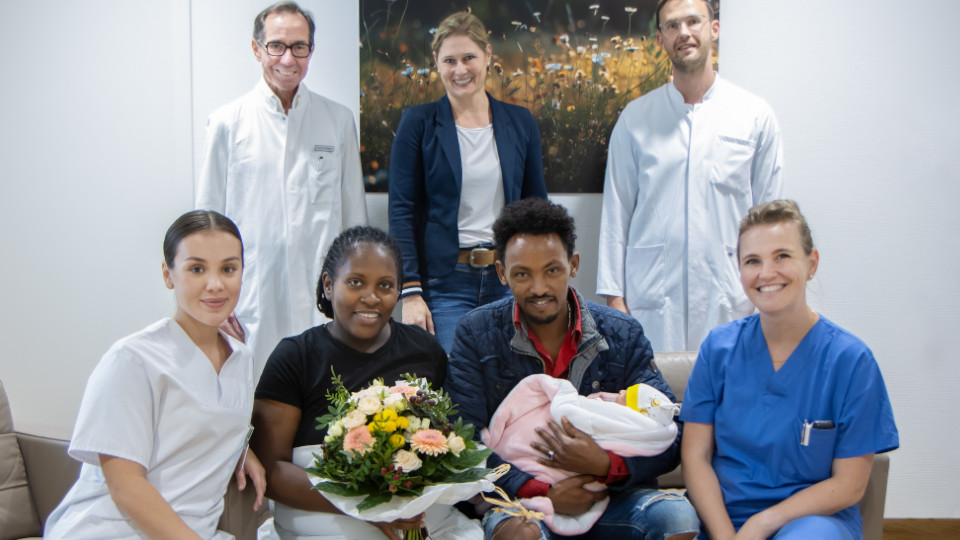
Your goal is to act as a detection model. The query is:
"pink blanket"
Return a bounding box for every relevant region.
[481,374,677,535]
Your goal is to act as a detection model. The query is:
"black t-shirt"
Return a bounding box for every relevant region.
[255,320,448,447]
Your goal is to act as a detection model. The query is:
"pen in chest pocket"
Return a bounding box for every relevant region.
[800,419,835,446]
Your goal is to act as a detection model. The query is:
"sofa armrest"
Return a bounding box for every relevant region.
[16,433,80,530]
[18,432,275,539]
[860,453,889,540]
[657,463,684,489]
[653,352,697,403]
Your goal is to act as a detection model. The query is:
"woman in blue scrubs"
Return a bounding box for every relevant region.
[680,200,898,540]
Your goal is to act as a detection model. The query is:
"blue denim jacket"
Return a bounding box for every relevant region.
[446,288,681,497]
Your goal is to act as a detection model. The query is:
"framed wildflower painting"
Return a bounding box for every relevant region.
[359,0,719,193]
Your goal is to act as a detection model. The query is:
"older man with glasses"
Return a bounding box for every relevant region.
[197,1,367,372]
[598,0,784,353]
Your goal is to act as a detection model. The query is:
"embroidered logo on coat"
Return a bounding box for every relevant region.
[314,145,335,152]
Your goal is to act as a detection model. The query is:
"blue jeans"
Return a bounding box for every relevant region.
[772,515,858,540]
[695,514,859,540]
[424,262,509,353]
[482,488,699,540]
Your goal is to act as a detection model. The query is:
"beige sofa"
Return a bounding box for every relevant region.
[653,352,891,540]
[0,380,266,540]
[1,354,891,540]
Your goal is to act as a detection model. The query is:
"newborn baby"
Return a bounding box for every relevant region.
[591,382,680,427]
[481,375,679,535]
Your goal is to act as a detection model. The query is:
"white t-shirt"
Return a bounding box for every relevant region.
[45,318,254,539]
[456,124,504,247]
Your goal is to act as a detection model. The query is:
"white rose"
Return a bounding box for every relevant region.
[447,434,466,457]
[405,417,428,435]
[383,393,406,412]
[328,421,344,438]
[355,385,387,400]
[341,409,368,430]
[357,396,382,415]
[393,449,422,473]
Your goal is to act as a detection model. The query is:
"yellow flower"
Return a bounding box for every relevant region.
[389,434,405,448]
[369,410,399,432]
[396,416,410,429]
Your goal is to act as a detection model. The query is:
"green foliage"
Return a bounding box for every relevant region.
[315,368,351,430]
[308,372,494,512]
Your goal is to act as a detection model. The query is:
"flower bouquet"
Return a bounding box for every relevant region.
[305,373,504,537]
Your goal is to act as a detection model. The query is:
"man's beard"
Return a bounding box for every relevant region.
[521,295,561,326]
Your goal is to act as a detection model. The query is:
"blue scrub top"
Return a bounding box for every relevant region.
[680,314,898,531]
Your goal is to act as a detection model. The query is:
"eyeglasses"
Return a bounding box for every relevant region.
[659,15,708,35]
[258,41,312,58]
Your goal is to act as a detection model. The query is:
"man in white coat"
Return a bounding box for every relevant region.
[197,1,367,372]
[597,0,783,352]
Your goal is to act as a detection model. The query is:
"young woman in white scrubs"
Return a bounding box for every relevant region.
[45,210,266,539]
[680,200,898,540]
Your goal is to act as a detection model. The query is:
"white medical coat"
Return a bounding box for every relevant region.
[598,75,783,352]
[198,80,367,371]
[44,318,254,539]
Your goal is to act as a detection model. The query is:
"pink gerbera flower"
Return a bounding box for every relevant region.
[409,428,449,456]
[343,425,374,456]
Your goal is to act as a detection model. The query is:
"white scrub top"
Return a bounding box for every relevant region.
[598,75,783,352]
[197,79,368,372]
[44,318,254,539]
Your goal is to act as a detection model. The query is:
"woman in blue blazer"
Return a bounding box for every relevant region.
[388,11,547,352]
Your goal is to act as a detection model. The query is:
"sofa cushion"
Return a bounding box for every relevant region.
[0,380,42,540]
[652,351,698,402]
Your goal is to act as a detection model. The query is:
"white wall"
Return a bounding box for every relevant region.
[1,0,957,518]
[722,0,960,518]
[0,0,194,437]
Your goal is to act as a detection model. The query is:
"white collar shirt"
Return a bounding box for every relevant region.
[598,75,784,351]
[197,79,368,371]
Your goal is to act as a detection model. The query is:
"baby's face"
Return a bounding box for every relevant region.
[615,389,627,406]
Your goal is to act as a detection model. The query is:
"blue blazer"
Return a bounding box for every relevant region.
[388,93,547,290]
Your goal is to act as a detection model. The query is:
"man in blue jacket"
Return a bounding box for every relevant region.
[447,198,698,539]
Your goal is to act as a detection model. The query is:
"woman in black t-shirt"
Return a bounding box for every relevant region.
[251,226,480,540]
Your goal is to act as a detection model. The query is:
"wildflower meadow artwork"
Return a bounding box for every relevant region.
[359,0,720,193]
